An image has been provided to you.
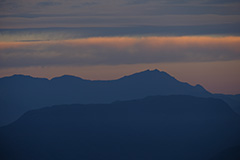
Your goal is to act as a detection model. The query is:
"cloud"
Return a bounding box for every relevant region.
[206,0,240,4]
[1,23,240,42]
[0,0,239,33]
[126,0,240,5]
[37,1,61,7]
[1,14,240,30]
[0,36,239,68]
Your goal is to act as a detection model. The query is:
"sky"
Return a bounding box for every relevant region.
[0,0,240,94]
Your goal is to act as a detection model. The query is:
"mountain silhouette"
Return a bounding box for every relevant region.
[0,69,239,126]
[209,146,240,160]
[1,95,240,160]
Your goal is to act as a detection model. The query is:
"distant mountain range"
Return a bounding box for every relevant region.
[1,95,240,160]
[0,69,240,126]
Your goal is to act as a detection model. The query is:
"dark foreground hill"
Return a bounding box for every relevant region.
[210,146,240,160]
[1,69,239,126]
[1,95,240,160]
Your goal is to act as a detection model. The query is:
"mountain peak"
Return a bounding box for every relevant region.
[151,69,160,72]
[119,69,176,81]
[143,69,172,76]
[10,74,33,78]
[51,75,84,81]
[1,74,49,81]
[142,69,160,73]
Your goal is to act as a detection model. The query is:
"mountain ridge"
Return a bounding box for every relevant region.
[1,70,236,95]
[1,69,179,82]
[0,69,239,127]
[0,70,225,95]
[1,95,240,160]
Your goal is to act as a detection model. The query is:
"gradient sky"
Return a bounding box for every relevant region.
[0,0,240,94]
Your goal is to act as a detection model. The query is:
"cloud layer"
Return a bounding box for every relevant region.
[0,36,239,68]
[0,0,240,29]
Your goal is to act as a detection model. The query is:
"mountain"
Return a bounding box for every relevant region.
[0,69,239,126]
[213,94,240,114]
[1,95,240,160]
[210,146,240,160]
